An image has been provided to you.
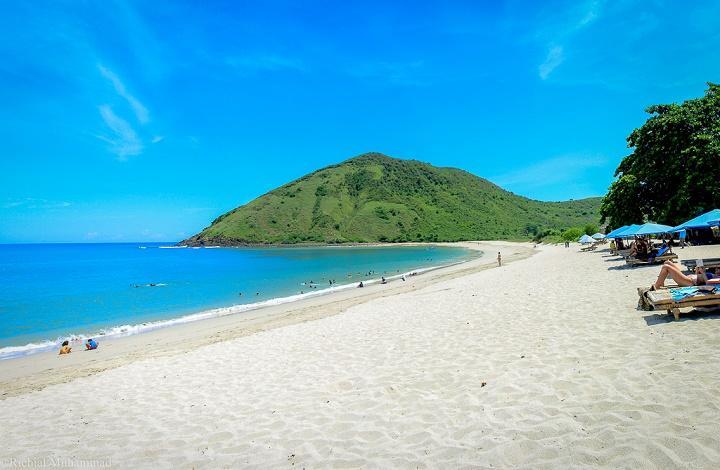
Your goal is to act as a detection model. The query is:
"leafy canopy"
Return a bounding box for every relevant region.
[600,83,720,229]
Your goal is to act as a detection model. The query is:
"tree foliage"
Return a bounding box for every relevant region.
[600,83,720,229]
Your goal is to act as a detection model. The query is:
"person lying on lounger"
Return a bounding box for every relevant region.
[652,261,720,290]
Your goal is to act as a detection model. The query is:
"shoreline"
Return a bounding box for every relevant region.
[0,246,476,361]
[0,241,535,398]
[0,242,478,363]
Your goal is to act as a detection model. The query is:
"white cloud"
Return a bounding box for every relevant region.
[2,198,71,209]
[539,46,564,79]
[536,0,604,80]
[98,64,149,124]
[577,0,603,29]
[492,154,607,196]
[97,105,143,159]
[151,135,165,144]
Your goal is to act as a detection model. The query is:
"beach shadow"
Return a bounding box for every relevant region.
[608,263,662,271]
[607,264,632,270]
[642,309,720,325]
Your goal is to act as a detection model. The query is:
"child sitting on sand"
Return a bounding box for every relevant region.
[85,338,98,350]
[58,340,71,355]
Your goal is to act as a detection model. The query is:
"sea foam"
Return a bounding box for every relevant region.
[0,264,450,361]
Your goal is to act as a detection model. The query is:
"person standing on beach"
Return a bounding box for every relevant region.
[497,252,502,267]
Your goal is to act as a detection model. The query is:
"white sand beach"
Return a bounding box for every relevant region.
[2,242,720,469]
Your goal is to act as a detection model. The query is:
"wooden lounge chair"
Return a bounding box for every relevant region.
[642,286,720,320]
[625,252,678,266]
[681,258,720,271]
[580,244,597,252]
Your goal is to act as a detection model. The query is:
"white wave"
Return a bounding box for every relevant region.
[0,256,476,361]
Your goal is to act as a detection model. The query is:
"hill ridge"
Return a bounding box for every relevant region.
[182,153,600,245]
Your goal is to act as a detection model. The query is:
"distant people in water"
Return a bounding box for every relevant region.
[358,281,364,288]
[381,277,387,284]
[85,338,98,350]
[497,252,502,267]
[59,340,72,355]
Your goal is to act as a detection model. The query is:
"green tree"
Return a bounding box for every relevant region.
[561,227,585,242]
[583,223,599,236]
[600,83,720,229]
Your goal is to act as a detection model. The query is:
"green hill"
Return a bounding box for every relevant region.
[181,153,601,245]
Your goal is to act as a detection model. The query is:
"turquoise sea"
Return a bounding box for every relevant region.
[0,243,479,359]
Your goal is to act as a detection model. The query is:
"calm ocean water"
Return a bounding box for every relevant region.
[0,243,479,358]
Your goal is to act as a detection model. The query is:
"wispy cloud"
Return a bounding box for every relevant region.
[492,154,608,198]
[97,105,143,159]
[538,46,564,80]
[537,0,604,80]
[576,0,603,29]
[3,198,72,209]
[225,55,304,72]
[151,135,165,144]
[98,64,149,124]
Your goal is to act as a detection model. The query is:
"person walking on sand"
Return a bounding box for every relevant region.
[497,252,502,267]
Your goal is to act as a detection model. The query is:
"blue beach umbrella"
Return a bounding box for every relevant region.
[631,223,674,237]
[604,225,629,238]
[612,224,641,239]
[591,232,606,240]
[671,209,720,231]
[578,234,595,244]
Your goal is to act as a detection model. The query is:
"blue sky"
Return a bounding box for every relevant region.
[1,0,718,243]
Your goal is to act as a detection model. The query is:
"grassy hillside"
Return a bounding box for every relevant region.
[182,153,601,245]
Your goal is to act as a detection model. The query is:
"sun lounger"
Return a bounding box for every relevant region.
[624,245,676,266]
[641,286,720,320]
[625,253,678,266]
[580,244,597,252]
[682,258,720,271]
